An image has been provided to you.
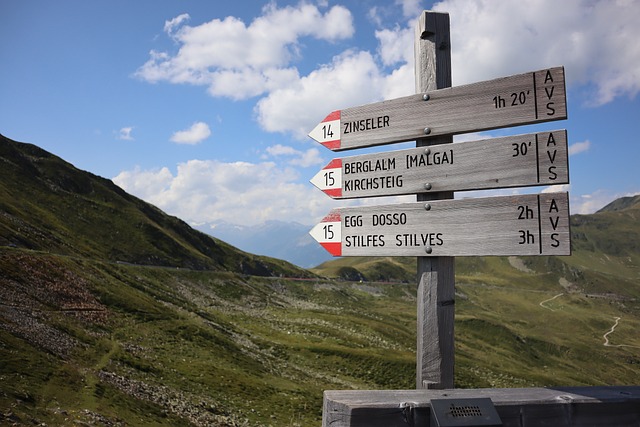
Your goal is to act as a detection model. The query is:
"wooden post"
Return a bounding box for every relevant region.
[414,11,455,389]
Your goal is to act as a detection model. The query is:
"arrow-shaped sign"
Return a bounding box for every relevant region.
[309,67,566,151]
[310,130,568,199]
[309,192,571,257]
[310,158,343,198]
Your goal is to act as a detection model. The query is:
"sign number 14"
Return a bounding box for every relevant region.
[322,124,334,139]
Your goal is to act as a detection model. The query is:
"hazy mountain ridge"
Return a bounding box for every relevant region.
[1,134,639,426]
[197,220,332,268]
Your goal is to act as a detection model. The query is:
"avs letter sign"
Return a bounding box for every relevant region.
[309,67,566,151]
[309,193,571,257]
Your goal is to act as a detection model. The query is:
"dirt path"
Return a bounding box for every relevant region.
[603,316,640,348]
[539,293,564,311]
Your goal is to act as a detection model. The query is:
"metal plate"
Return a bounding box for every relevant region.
[430,398,502,426]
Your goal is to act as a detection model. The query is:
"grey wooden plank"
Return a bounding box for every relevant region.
[309,67,567,151]
[309,192,571,257]
[310,130,569,199]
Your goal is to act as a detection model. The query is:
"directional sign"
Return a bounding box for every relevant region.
[309,192,570,257]
[309,67,566,151]
[311,130,568,199]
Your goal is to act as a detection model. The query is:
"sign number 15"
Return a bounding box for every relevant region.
[323,224,335,240]
[324,171,335,187]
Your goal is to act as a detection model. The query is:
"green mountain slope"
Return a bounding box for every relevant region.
[0,134,307,277]
[1,250,420,426]
[1,134,639,426]
[1,135,418,426]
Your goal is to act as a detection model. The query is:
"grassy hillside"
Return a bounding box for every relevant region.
[0,135,414,425]
[0,134,308,277]
[0,250,418,426]
[1,135,639,426]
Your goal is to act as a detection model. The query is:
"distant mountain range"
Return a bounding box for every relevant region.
[196,220,332,268]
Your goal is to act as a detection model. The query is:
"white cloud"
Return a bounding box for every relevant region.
[255,50,385,139]
[380,62,415,100]
[453,132,494,143]
[135,3,354,99]
[368,7,383,27]
[170,122,211,145]
[113,160,334,226]
[569,140,591,156]
[258,10,419,127]
[265,144,298,157]
[112,166,174,196]
[293,148,325,167]
[164,13,190,36]
[206,67,300,100]
[136,0,640,141]
[542,184,571,194]
[117,127,134,141]
[432,0,640,105]
[376,26,414,67]
[265,144,324,167]
[125,2,640,233]
[396,0,423,20]
[258,0,639,138]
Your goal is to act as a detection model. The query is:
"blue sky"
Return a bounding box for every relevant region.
[1,0,639,229]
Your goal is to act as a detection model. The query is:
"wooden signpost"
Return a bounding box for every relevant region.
[308,67,566,151]
[306,9,634,427]
[309,192,570,257]
[309,9,572,396]
[310,130,569,199]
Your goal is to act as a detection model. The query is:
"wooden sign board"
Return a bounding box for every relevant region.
[310,130,568,199]
[309,67,566,151]
[309,192,570,257]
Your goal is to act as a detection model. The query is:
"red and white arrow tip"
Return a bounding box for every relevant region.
[310,159,342,198]
[309,210,342,256]
[308,110,341,150]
